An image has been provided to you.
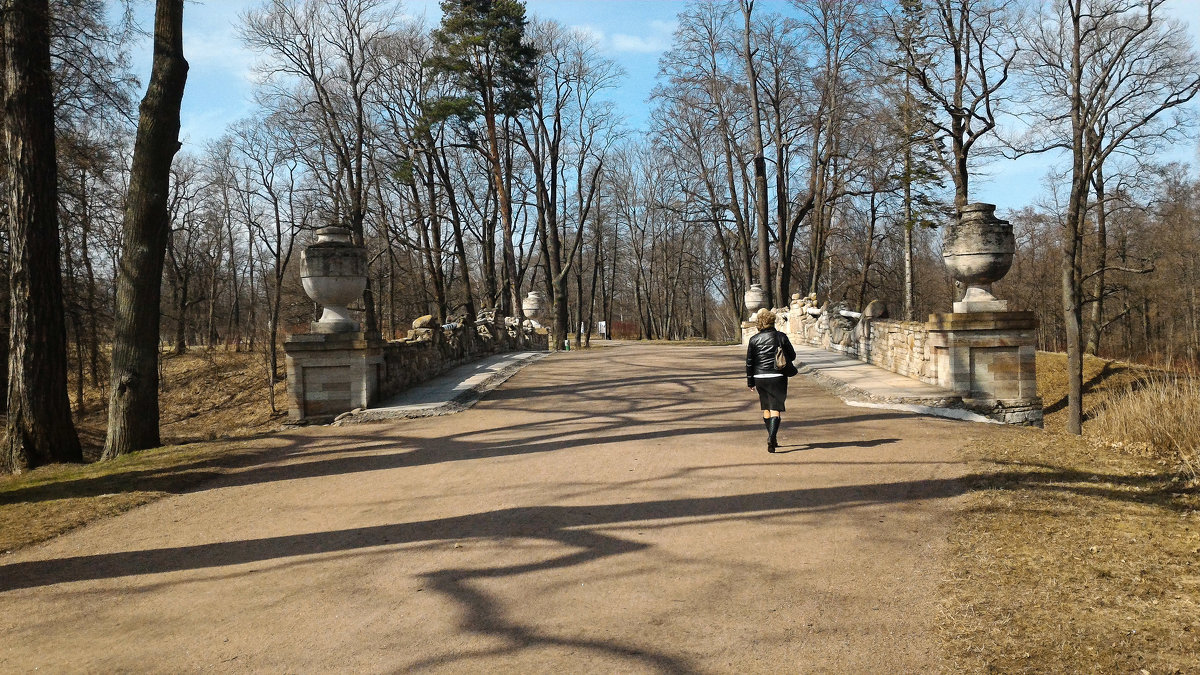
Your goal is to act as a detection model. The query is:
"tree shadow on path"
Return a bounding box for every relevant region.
[773,438,903,453]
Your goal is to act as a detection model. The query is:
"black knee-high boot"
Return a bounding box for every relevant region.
[767,417,780,450]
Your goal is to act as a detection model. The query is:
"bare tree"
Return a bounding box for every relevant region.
[242,0,397,334]
[899,0,1019,210]
[739,0,773,306]
[103,0,188,459]
[1020,0,1200,433]
[2,0,83,472]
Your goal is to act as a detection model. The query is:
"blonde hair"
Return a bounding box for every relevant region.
[755,310,777,332]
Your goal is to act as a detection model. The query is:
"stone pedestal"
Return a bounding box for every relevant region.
[284,332,382,422]
[954,287,1009,313]
[928,311,1043,426]
[741,321,756,346]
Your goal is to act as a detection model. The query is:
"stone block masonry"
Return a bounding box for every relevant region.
[928,311,1042,426]
[285,315,548,423]
[749,296,1043,427]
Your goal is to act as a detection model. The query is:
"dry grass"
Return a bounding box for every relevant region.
[1036,350,1197,476]
[1,349,289,553]
[0,435,289,553]
[1036,351,1154,435]
[1090,377,1200,478]
[70,349,287,454]
[941,359,1200,673]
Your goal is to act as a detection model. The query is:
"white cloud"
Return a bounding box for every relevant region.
[570,23,607,46]
[609,18,675,54]
[184,29,258,84]
[648,19,678,35]
[611,32,666,53]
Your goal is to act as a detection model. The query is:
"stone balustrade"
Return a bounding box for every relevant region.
[378,314,547,399]
[773,299,937,386]
[744,294,1043,427]
[285,313,547,422]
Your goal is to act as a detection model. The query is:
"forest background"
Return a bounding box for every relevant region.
[2,0,1200,470]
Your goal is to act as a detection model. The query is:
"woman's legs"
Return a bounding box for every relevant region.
[766,410,781,452]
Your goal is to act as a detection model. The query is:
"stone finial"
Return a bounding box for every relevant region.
[301,225,367,333]
[943,203,1015,313]
[744,284,767,318]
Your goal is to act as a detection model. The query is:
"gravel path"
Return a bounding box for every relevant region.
[0,343,970,673]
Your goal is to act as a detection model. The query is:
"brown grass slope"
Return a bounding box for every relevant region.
[941,353,1200,673]
[1,350,286,552]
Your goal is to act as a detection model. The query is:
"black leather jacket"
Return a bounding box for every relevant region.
[746,328,796,386]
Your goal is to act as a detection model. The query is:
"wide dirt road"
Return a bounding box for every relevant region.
[0,343,970,673]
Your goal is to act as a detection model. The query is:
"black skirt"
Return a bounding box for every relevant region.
[755,376,787,411]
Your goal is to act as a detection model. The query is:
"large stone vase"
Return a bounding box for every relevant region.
[301,226,367,333]
[521,290,547,321]
[744,283,767,319]
[943,203,1015,312]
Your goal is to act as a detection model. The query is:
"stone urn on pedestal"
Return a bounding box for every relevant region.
[301,225,367,333]
[521,290,547,326]
[942,203,1015,313]
[284,224,382,422]
[744,283,767,319]
[928,202,1042,426]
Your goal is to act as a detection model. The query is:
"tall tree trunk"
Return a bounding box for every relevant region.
[2,0,83,472]
[740,0,772,307]
[103,0,188,460]
[1063,178,1085,435]
[206,257,219,348]
[173,273,189,354]
[857,192,878,310]
[433,146,477,323]
[79,169,102,385]
[903,144,916,321]
[484,108,521,318]
[1084,164,1107,356]
[1062,7,1086,436]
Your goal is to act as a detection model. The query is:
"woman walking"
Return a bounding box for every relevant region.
[746,310,796,452]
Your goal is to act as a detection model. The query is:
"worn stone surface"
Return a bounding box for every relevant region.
[929,313,1043,427]
[773,298,1043,427]
[286,316,548,423]
[941,203,1015,301]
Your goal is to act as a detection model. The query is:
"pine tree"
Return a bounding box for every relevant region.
[426,0,538,317]
[887,0,946,321]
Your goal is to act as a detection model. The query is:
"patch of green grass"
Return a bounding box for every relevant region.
[0,435,286,553]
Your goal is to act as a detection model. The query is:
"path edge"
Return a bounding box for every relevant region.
[333,351,551,425]
[795,361,997,424]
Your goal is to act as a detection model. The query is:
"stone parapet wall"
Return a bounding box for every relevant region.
[743,296,1043,427]
[286,314,548,422]
[776,299,938,386]
[859,320,937,384]
[378,316,547,401]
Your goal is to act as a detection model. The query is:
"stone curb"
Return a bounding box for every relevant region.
[794,359,1001,424]
[794,360,962,408]
[331,351,551,426]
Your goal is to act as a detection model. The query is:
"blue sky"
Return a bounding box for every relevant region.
[131,0,1199,211]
